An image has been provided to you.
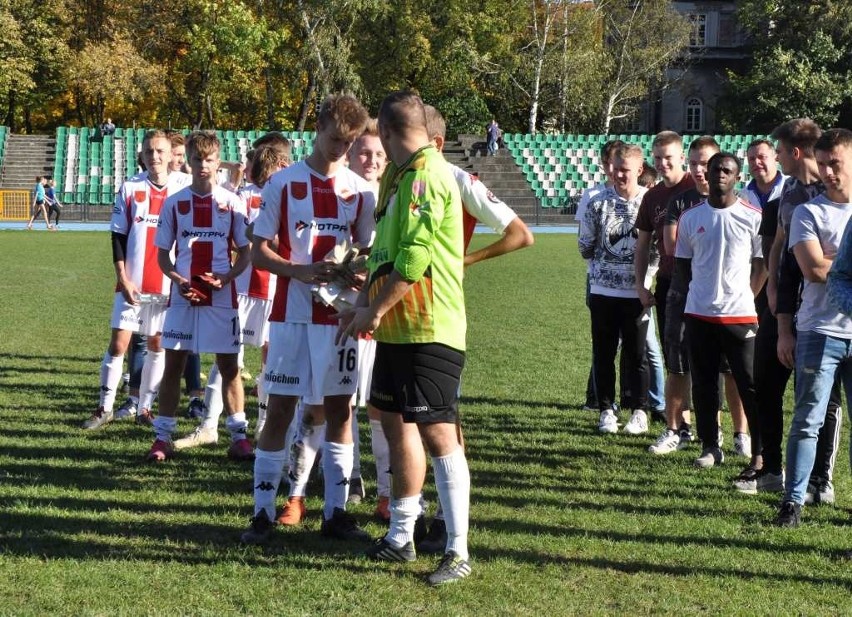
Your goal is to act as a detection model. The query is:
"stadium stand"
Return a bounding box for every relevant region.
[53,128,316,206]
[502,133,766,209]
[51,126,764,212]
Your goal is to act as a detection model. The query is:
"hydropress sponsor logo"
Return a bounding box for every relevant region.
[294,220,348,232]
[265,370,300,385]
[181,230,226,238]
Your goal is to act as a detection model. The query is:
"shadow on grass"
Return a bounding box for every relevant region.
[474,547,852,590]
[0,351,98,364]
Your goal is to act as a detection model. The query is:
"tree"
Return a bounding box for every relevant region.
[719,0,852,132]
[595,0,690,133]
[68,34,162,127]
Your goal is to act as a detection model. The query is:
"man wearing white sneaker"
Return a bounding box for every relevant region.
[634,131,695,453]
[776,128,852,527]
[675,153,765,469]
[579,143,649,435]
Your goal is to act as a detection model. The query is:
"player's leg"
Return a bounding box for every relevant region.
[721,323,759,471]
[218,351,253,461]
[242,322,310,542]
[175,361,222,450]
[83,319,133,429]
[279,400,324,525]
[137,333,165,426]
[314,325,368,540]
[414,343,470,584]
[242,393,300,544]
[349,337,376,504]
[368,403,391,521]
[183,353,205,419]
[621,297,650,434]
[147,348,188,462]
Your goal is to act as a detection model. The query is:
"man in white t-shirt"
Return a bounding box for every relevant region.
[674,153,766,469]
[82,130,191,430]
[776,128,852,527]
[240,94,376,544]
[147,131,252,462]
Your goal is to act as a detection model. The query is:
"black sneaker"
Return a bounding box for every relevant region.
[427,551,471,586]
[416,518,447,555]
[775,501,801,528]
[347,477,365,504]
[240,509,275,545]
[364,537,416,562]
[321,507,371,542]
[186,397,206,420]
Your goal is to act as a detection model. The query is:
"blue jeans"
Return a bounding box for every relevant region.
[785,330,852,504]
[646,309,665,412]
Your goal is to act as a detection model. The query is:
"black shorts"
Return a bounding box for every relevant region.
[369,342,465,424]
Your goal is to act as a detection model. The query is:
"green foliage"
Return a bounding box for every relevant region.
[720,0,852,132]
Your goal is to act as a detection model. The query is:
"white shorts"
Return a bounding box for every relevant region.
[110,292,167,336]
[238,294,272,348]
[161,305,242,354]
[355,338,376,408]
[264,322,358,400]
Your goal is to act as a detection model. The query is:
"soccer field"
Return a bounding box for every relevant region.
[1,231,850,615]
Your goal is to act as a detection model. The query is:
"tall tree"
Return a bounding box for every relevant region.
[719,0,852,131]
[595,0,690,133]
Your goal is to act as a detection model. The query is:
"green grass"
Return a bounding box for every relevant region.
[1,230,851,615]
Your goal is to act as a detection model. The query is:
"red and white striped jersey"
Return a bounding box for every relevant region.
[236,183,277,300]
[450,164,518,251]
[111,171,192,294]
[155,185,249,309]
[253,161,376,325]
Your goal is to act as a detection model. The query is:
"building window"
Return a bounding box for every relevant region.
[685,98,703,132]
[689,14,707,47]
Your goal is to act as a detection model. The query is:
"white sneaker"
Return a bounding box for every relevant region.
[598,409,618,434]
[173,426,219,450]
[649,429,680,455]
[114,398,138,420]
[623,409,649,435]
[733,433,752,458]
[694,447,724,469]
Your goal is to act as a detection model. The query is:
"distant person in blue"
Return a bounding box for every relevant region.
[26,176,53,230]
[102,118,116,136]
[45,178,62,228]
[486,119,500,156]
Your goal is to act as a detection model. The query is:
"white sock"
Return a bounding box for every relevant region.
[370,419,391,498]
[322,441,354,519]
[129,394,139,406]
[201,363,223,430]
[254,448,287,519]
[152,415,177,442]
[289,420,325,498]
[138,350,165,411]
[351,408,362,478]
[256,363,268,435]
[225,412,248,442]
[387,494,421,548]
[99,353,124,411]
[432,448,470,560]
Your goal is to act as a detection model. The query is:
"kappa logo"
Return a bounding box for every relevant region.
[339,376,352,386]
[697,225,706,233]
[336,478,351,487]
[255,481,275,491]
[232,339,240,346]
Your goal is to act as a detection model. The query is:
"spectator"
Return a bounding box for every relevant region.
[102,118,116,136]
[486,119,500,156]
